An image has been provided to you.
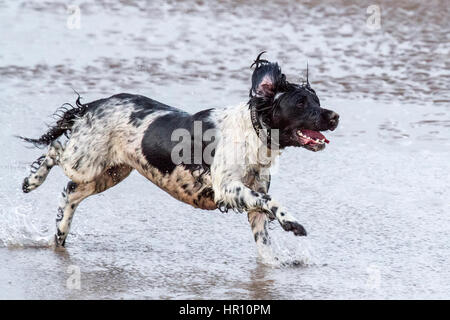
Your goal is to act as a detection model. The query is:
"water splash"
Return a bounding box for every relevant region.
[0,196,53,248]
[256,227,317,268]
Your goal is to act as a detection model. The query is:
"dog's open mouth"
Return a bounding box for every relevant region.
[296,129,329,151]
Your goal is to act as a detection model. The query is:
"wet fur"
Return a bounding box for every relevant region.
[20,55,338,251]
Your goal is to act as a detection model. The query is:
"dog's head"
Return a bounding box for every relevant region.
[249,52,339,151]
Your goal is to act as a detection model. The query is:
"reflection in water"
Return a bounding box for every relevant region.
[245,262,276,300]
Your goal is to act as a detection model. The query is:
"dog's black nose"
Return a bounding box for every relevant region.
[326,111,339,130]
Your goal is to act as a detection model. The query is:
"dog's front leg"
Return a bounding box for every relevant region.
[248,209,271,245]
[218,181,307,236]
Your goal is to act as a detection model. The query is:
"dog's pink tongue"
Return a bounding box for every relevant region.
[301,129,330,143]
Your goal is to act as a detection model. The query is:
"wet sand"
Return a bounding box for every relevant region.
[0,0,449,299]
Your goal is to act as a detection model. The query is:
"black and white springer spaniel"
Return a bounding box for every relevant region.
[20,53,339,253]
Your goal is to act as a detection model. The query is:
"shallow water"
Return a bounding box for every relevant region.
[0,0,449,299]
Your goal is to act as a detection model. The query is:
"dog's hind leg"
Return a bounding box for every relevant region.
[22,141,64,193]
[55,164,133,247]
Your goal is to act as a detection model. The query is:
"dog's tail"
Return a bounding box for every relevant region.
[17,94,88,148]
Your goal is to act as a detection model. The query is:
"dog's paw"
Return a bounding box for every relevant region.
[54,234,66,248]
[22,178,31,193]
[281,221,307,236]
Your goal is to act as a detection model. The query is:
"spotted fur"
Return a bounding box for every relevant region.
[20,55,340,251]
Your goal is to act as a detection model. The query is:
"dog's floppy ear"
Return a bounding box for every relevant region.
[250,52,284,99]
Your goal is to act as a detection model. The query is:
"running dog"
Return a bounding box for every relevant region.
[20,52,339,250]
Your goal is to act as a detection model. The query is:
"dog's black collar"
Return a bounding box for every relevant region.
[250,104,279,150]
